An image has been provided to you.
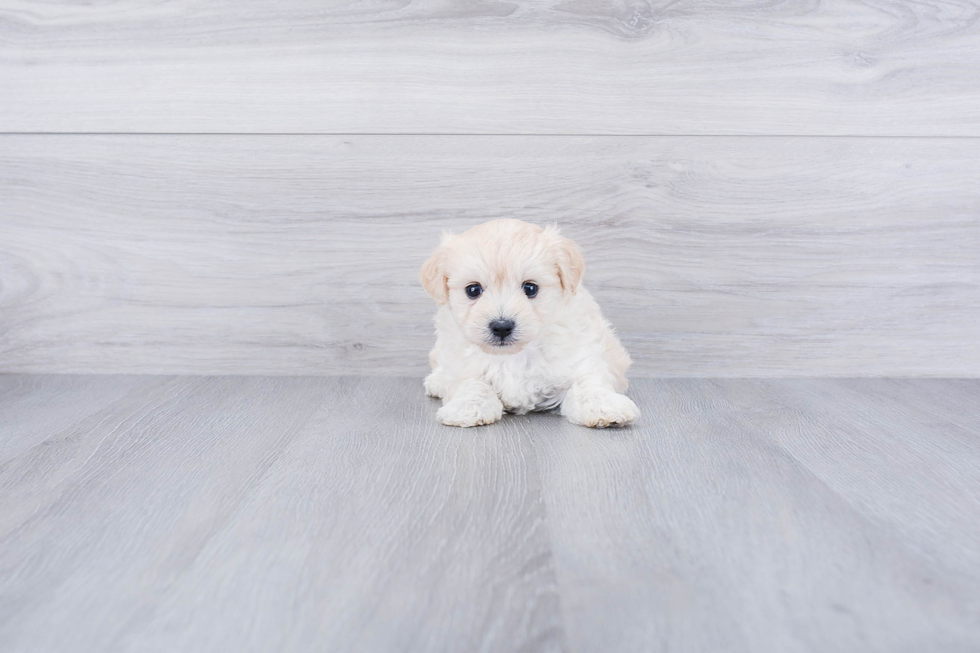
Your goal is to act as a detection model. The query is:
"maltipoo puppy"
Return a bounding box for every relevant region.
[420,218,639,428]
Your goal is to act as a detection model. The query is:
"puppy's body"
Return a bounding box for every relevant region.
[421,219,638,428]
[426,287,629,413]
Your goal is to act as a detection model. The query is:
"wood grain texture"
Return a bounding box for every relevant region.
[0,376,562,653]
[1,376,978,651]
[0,374,155,465]
[1,0,979,134]
[2,135,978,376]
[529,378,980,652]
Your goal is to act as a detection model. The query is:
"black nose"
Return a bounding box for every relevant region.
[489,318,515,340]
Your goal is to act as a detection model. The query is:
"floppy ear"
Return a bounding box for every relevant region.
[420,240,450,304]
[547,226,585,293]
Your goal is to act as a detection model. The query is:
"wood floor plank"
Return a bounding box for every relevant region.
[0,376,328,647]
[1,375,978,650]
[836,378,980,438]
[1,1,979,134]
[711,379,980,579]
[529,379,980,652]
[0,375,162,465]
[0,376,562,653]
[2,135,978,377]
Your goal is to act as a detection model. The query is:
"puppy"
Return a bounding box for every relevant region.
[420,218,639,428]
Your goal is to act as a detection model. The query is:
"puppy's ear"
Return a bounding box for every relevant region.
[546,225,585,293]
[420,236,451,304]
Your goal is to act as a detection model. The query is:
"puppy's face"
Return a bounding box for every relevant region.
[420,219,585,355]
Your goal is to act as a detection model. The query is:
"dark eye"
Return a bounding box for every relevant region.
[522,282,539,298]
[465,283,483,299]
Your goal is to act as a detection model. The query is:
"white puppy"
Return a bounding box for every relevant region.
[420,218,639,428]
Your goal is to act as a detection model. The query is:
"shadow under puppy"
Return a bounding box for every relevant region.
[420,218,639,428]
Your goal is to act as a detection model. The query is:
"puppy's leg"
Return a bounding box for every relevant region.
[437,378,504,427]
[561,381,639,428]
[424,342,451,398]
[424,367,451,399]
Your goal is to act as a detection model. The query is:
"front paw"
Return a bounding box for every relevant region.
[424,371,447,399]
[563,389,639,428]
[437,395,504,427]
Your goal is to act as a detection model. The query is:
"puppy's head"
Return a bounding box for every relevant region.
[420,219,585,354]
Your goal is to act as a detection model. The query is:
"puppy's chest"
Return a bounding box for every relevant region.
[482,350,567,413]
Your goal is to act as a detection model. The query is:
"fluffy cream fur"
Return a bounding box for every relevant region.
[420,218,639,428]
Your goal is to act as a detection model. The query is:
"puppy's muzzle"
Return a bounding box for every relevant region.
[488,318,516,343]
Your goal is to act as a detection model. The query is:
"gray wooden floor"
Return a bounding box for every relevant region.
[1,376,977,652]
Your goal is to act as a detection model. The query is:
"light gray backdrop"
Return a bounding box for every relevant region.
[2,1,978,376]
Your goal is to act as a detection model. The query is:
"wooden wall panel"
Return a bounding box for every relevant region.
[1,1,979,134]
[2,135,977,376]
